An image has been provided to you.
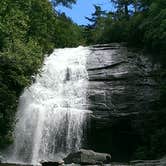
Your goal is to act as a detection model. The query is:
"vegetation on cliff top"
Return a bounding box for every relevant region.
[85,0,166,63]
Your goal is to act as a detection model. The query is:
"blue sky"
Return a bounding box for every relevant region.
[57,0,114,25]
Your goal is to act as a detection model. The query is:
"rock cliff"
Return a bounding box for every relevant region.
[86,44,160,161]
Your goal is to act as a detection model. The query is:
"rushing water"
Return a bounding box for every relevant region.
[10,46,91,164]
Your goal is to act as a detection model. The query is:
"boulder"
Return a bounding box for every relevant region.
[63,149,111,165]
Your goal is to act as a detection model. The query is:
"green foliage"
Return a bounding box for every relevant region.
[53,13,85,47]
[111,0,133,19]
[84,5,107,44]
[85,0,166,61]
[0,0,85,149]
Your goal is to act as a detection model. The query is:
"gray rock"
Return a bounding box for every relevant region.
[0,155,4,163]
[87,44,159,118]
[64,149,111,165]
[85,44,160,161]
[41,161,64,166]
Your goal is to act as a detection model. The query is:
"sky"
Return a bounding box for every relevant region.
[57,0,114,25]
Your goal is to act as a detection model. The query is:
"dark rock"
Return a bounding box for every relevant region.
[86,44,159,119]
[130,157,166,166]
[85,44,160,161]
[41,160,64,166]
[63,149,111,165]
[130,160,161,166]
[0,156,2,163]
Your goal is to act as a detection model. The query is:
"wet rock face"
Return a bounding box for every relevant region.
[86,44,160,162]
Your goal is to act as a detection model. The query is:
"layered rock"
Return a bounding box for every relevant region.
[86,44,160,161]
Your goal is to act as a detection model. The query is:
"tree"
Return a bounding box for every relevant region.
[86,5,106,28]
[85,5,107,44]
[51,0,76,8]
[111,0,133,19]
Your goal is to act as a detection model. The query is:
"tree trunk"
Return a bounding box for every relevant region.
[124,3,129,19]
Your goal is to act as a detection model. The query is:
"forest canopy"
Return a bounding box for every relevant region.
[84,0,166,60]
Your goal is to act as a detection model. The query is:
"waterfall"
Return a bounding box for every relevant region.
[10,46,91,164]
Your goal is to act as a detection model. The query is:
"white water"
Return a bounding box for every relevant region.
[10,46,91,164]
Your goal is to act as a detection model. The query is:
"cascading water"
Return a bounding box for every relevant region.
[10,46,91,164]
